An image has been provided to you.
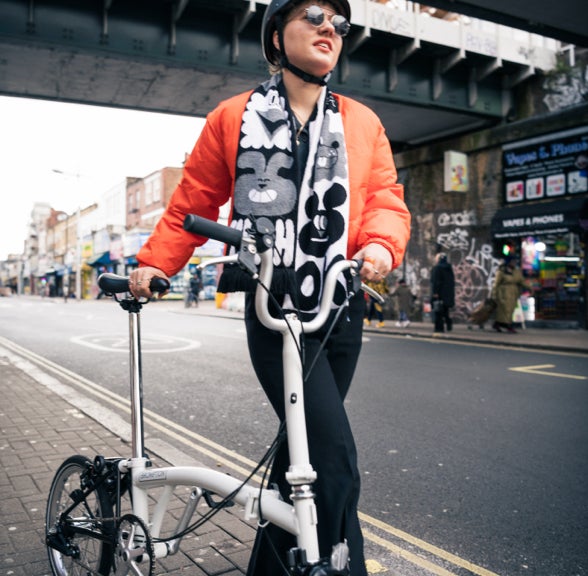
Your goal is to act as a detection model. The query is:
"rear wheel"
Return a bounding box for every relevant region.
[46,455,114,575]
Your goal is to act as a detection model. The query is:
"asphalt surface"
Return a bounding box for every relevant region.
[1,296,586,575]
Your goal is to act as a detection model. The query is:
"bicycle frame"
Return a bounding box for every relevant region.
[98,217,363,569]
[116,281,303,562]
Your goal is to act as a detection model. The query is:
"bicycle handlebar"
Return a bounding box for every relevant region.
[183,214,242,247]
[183,214,365,334]
[98,273,170,295]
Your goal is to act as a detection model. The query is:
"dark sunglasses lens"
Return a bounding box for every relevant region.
[305,5,325,25]
[332,14,350,37]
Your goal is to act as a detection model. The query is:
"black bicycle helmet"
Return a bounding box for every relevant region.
[261,0,351,84]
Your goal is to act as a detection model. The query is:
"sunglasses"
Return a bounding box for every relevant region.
[303,5,351,37]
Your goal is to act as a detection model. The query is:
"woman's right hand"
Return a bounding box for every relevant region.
[128,266,170,299]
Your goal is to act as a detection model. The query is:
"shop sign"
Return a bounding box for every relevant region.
[491,198,588,239]
[502,126,588,204]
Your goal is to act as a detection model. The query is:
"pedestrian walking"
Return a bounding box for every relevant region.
[127,0,411,571]
[430,252,455,334]
[185,271,202,308]
[491,256,526,333]
[392,277,413,327]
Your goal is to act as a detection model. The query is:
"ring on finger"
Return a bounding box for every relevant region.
[136,280,143,286]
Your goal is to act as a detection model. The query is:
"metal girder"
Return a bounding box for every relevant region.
[230,0,256,65]
[387,40,419,92]
[0,0,514,145]
[432,49,465,101]
[416,0,588,47]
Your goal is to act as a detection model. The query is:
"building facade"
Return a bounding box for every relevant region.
[2,50,586,327]
[394,50,588,328]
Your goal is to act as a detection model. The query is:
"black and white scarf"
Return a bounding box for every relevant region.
[219,74,350,316]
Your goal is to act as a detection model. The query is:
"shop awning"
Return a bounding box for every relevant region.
[491,198,588,239]
[86,252,112,267]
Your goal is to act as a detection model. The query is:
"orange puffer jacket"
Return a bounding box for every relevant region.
[137,90,411,276]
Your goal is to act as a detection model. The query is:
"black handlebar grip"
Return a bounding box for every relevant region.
[98,273,129,294]
[150,277,170,293]
[98,273,170,295]
[183,214,242,247]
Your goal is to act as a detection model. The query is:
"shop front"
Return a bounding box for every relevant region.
[491,197,588,327]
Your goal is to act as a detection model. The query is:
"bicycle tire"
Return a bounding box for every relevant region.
[45,455,114,576]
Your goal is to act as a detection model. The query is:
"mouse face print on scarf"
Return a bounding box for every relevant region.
[298,182,346,258]
[234,151,297,217]
[231,74,350,316]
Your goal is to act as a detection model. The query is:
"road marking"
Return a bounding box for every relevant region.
[365,559,387,573]
[0,335,499,576]
[70,333,202,353]
[364,530,457,576]
[374,333,588,358]
[509,364,587,380]
[360,512,499,576]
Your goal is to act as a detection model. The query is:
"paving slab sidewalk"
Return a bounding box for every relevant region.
[0,354,255,576]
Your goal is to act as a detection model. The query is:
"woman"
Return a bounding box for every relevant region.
[491,256,525,333]
[129,0,411,572]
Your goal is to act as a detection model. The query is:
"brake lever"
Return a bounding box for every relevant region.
[348,260,363,296]
[197,255,239,270]
[351,259,386,304]
[361,282,385,304]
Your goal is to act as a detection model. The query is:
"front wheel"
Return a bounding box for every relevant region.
[45,455,114,576]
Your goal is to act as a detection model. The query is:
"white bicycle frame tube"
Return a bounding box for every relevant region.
[255,249,361,561]
[123,250,358,565]
[123,459,298,560]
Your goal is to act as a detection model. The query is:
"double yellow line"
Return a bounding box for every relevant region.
[0,335,499,576]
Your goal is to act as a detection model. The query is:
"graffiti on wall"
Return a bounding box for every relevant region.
[408,209,500,322]
[542,64,588,113]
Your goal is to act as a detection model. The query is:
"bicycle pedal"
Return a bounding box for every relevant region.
[330,542,349,572]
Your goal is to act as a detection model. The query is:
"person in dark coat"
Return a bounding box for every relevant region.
[392,278,414,327]
[431,252,455,334]
[187,271,203,308]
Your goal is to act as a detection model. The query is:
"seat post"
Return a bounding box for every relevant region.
[128,307,145,460]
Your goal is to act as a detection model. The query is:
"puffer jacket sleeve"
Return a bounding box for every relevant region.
[339,96,411,269]
[137,92,251,277]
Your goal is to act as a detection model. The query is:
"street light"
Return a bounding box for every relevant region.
[52,169,82,300]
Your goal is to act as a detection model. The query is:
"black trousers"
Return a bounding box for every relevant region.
[434,303,453,332]
[245,292,367,576]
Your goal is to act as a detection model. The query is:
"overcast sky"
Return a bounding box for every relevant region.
[0,96,206,261]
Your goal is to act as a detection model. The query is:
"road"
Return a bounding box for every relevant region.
[1,296,587,576]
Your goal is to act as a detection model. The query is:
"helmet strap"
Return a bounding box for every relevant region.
[275,14,331,86]
[280,56,331,86]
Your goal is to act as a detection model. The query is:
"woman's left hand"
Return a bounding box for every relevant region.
[353,243,393,281]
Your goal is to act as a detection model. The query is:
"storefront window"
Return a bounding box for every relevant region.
[520,233,582,321]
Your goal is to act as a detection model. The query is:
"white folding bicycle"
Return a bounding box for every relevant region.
[45,214,382,576]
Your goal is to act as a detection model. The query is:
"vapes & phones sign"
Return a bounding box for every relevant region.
[502,126,588,203]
